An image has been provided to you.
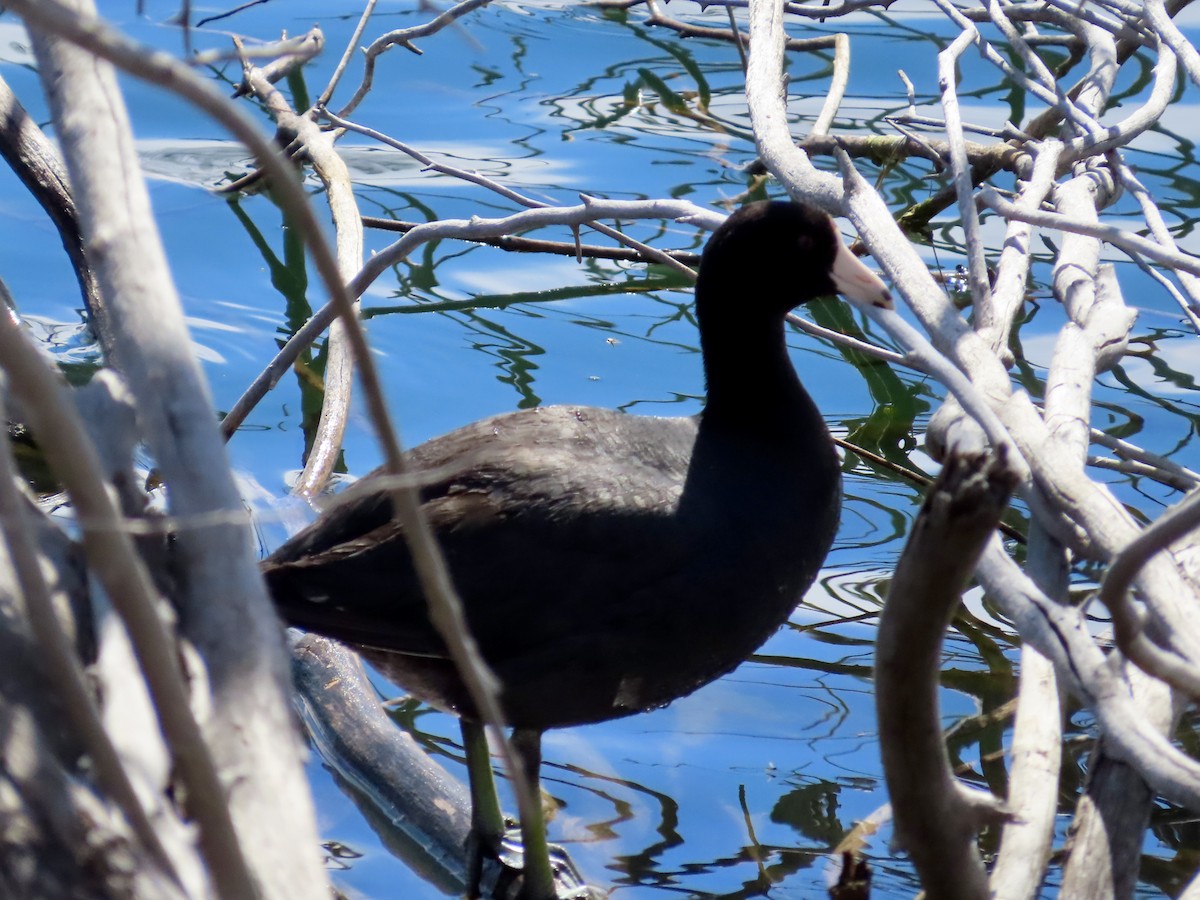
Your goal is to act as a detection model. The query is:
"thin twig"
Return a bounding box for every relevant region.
[1090,429,1200,487]
[335,0,493,119]
[316,0,378,109]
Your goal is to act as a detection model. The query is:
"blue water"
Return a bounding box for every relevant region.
[4,0,1199,896]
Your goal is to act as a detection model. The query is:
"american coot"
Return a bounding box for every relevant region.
[264,200,892,897]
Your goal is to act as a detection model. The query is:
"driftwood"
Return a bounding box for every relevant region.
[291,634,595,898]
[0,76,103,332]
[292,635,476,892]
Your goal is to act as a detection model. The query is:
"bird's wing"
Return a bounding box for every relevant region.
[263,406,699,658]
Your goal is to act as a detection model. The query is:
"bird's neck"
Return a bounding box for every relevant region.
[698,307,817,441]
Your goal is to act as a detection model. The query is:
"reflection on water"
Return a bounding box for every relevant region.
[137,138,582,190]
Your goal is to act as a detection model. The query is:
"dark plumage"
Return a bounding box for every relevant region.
[263,200,891,896]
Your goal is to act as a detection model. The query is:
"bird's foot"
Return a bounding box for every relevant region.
[493,826,604,900]
[465,816,521,899]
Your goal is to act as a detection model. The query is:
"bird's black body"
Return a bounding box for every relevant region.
[264,200,887,732]
[267,403,837,729]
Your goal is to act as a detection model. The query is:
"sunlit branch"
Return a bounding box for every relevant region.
[1024,0,1147,42]
[191,30,324,68]
[334,0,492,118]
[1097,487,1200,682]
[977,189,1200,278]
[974,535,1200,812]
[1063,39,1176,158]
[362,216,702,263]
[1090,429,1200,488]
[322,109,699,279]
[236,42,361,498]
[228,28,324,98]
[877,448,1016,900]
[1144,0,1200,87]
[977,140,1062,348]
[933,0,1096,137]
[1087,455,1199,491]
[938,29,992,311]
[1110,156,1200,330]
[812,33,849,137]
[315,0,378,109]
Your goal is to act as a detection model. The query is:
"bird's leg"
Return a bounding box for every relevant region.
[461,719,506,898]
[511,727,557,900]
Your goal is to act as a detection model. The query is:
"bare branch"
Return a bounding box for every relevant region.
[0,304,257,897]
[977,188,1200,277]
[335,0,493,118]
[0,379,178,887]
[221,197,720,439]
[0,74,104,334]
[877,448,1018,900]
[237,45,362,498]
[1144,0,1200,87]
[315,0,378,109]
[812,33,849,137]
[937,28,992,311]
[229,28,324,98]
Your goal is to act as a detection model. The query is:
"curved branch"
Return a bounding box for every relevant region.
[876,448,1018,899]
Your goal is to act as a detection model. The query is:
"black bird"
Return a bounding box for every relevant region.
[264,200,892,898]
